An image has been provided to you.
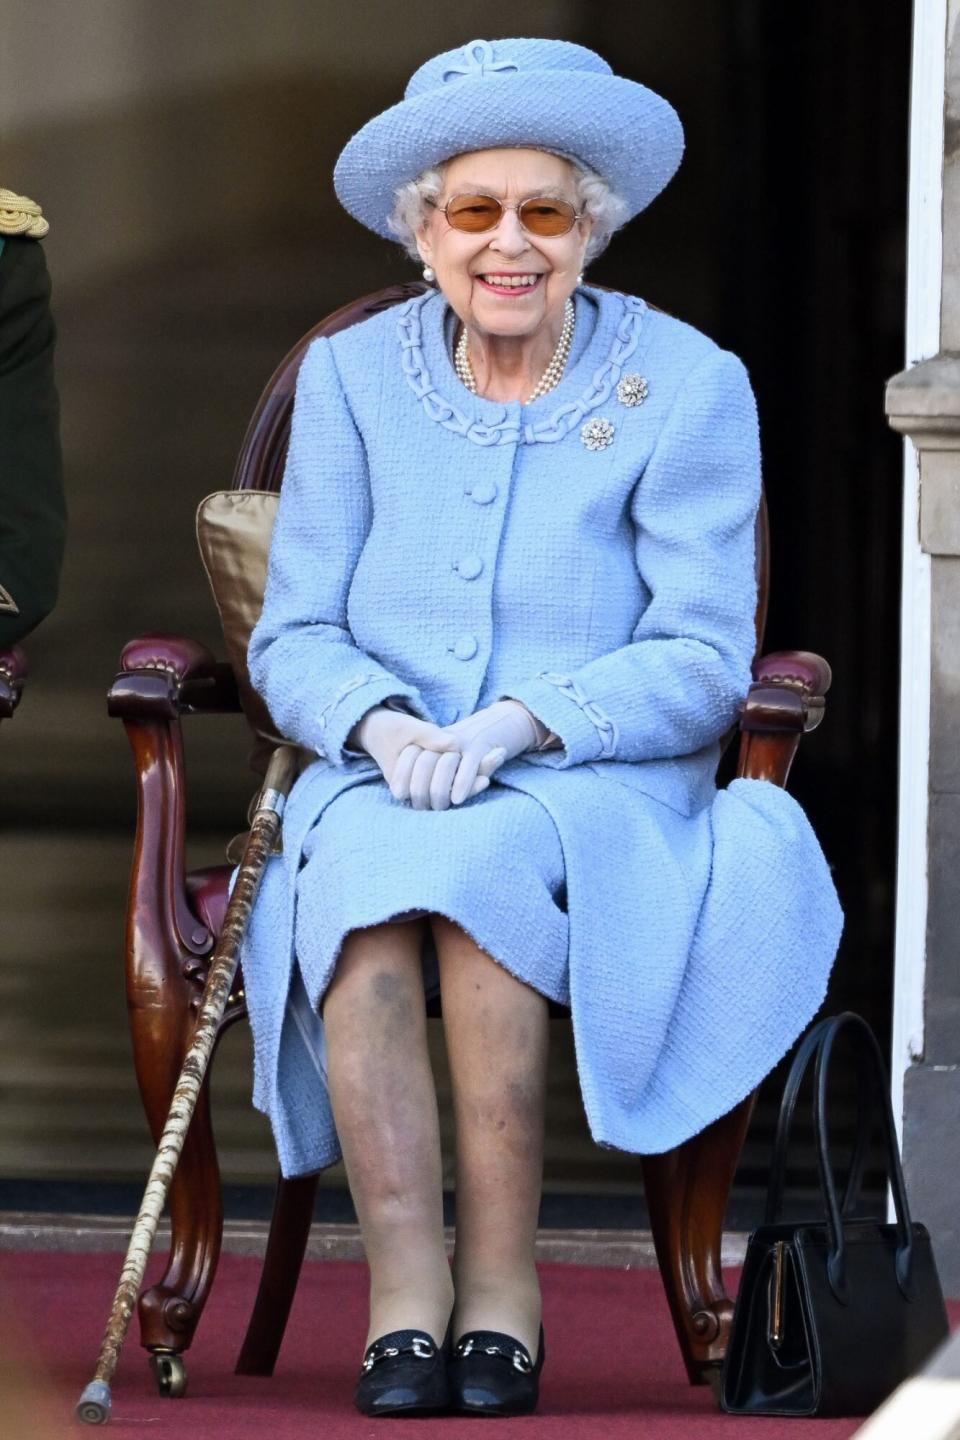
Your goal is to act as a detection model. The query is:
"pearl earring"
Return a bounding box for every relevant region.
[422,265,436,283]
[577,271,585,284]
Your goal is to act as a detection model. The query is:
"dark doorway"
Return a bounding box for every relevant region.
[573,2,911,1199]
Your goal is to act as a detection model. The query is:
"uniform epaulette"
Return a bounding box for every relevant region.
[0,190,49,238]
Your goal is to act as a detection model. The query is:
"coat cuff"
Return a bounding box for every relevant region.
[498,671,619,768]
[341,694,419,759]
[318,673,433,766]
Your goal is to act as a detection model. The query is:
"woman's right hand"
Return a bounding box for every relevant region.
[348,706,497,809]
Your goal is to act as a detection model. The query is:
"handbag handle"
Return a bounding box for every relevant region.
[813,1012,916,1303]
[765,1015,872,1225]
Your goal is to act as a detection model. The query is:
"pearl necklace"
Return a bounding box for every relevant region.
[454,296,575,405]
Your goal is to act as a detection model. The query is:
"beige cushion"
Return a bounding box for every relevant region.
[196,489,290,774]
[197,489,561,773]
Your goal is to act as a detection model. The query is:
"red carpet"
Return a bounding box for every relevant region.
[2,1250,957,1439]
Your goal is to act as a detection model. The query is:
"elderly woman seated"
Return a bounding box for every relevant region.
[240,36,843,1420]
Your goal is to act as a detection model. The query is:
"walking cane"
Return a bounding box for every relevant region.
[75,743,299,1425]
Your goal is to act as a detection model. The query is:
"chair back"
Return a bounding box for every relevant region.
[230,282,432,495]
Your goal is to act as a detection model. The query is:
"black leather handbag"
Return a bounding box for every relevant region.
[721,1011,949,1417]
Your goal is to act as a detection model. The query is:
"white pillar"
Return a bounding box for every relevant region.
[884,1,960,1286]
[888,0,945,1147]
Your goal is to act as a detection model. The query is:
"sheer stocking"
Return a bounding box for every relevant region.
[321,918,453,1348]
[433,914,549,1360]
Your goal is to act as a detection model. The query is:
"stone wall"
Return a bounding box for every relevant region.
[886,0,960,1295]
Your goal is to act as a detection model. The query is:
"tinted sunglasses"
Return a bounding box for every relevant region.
[429,192,583,237]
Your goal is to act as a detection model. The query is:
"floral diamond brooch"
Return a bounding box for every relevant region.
[581,417,615,451]
[616,373,649,407]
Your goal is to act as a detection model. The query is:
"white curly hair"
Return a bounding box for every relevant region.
[386,153,630,268]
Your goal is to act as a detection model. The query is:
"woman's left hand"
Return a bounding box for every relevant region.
[393,700,543,810]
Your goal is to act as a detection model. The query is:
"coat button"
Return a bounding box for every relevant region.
[449,634,478,661]
[452,554,483,580]
[464,480,497,505]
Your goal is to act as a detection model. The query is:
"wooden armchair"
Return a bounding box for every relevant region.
[0,645,26,723]
[106,282,832,1399]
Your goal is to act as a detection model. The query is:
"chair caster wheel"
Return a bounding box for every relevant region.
[148,1351,188,1398]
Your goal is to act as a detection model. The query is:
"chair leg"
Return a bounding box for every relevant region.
[641,1090,756,1387]
[122,714,225,1357]
[235,1172,320,1375]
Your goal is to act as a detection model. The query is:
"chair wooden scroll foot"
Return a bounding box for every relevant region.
[643,1093,757,1385]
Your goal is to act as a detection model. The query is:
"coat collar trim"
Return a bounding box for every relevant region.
[396,285,647,446]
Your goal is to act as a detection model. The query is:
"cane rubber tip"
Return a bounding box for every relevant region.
[75,1380,111,1424]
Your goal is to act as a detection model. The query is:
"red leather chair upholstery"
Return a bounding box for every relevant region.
[0,645,26,722]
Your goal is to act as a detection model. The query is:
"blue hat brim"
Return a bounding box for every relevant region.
[333,71,684,240]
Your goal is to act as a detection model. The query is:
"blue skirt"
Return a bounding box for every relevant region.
[294,780,572,1010]
[242,762,841,1177]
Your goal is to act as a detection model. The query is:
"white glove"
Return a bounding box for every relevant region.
[347,704,491,806]
[435,699,547,808]
[391,739,505,811]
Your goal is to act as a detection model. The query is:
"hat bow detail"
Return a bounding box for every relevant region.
[442,40,519,84]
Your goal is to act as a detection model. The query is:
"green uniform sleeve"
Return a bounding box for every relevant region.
[0,235,66,645]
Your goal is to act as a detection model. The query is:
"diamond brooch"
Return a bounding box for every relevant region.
[616,373,649,407]
[581,416,615,451]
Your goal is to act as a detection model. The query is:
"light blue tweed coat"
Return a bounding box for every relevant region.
[241,283,843,1178]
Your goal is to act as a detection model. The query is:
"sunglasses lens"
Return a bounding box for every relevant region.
[445,195,502,231]
[519,198,578,235]
[443,195,578,235]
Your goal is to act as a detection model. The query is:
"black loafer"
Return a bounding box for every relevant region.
[448,1326,545,1416]
[353,1325,451,1417]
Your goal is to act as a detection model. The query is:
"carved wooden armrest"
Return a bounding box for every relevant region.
[108,633,241,719]
[737,650,832,787]
[107,634,243,965]
[0,645,27,719]
[742,650,832,734]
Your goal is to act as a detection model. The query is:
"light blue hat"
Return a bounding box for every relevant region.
[333,37,684,240]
